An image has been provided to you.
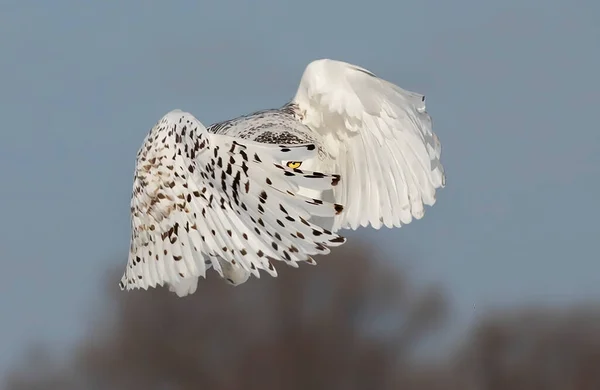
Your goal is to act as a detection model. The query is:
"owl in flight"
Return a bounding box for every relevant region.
[120,59,445,296]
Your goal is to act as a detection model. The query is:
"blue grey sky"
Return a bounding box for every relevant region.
[1,0,599,376]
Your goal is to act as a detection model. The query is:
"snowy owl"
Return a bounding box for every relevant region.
[120,59,445,297]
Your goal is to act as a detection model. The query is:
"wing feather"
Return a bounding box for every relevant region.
[121,110,346,296]
[292,59,445,231]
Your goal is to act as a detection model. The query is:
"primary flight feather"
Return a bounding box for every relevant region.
[121,59,445,296]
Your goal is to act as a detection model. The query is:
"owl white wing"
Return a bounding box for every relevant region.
[292,59,445,231]
[120,110,346,296]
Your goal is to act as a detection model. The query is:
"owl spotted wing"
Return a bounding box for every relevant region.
[121,110,345,296]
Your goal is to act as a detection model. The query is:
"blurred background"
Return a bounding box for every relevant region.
[1,1,599,389]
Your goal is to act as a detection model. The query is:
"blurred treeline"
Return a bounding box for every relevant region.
[4,243,600,390]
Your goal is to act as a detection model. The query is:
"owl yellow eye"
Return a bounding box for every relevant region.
[286,161,302,169]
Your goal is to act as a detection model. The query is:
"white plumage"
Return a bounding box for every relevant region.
[120,110,345,296]
[292,60,444,230]
[121,59,445,296]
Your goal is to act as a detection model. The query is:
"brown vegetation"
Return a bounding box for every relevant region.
[4,244,600,390]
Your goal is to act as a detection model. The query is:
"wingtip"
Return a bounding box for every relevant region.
[329,235,346,245]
